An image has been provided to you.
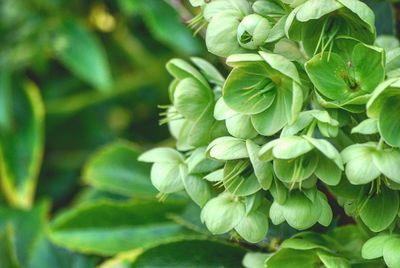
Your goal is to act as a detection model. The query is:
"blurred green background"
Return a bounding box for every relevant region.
[1,0,211,209]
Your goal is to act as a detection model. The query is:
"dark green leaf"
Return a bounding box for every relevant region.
[131,239,247,268]
[49,200,189,256]
[83,141,156,198]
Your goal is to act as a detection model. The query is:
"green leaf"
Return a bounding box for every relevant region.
[139,0,202,55]
[0,70,12,131]
[265,248,319,268]
[0,202,48,266]
[29,236,98,268]
[317,251,351,268]
[0,81,44,209]
[131,239,247,268]
[54,20,112,91]
[83,141,157,198]
[200,193,245,234]
[0,225,20,268]
[49,200,188,256]
[360,187,399,232]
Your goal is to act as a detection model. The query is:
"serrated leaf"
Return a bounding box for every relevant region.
[83,141,156,198]
[131,239,247,268]
[49,200,188,256]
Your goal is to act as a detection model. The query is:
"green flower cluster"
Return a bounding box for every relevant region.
[141,0,400,266]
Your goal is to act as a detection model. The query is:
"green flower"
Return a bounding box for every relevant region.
[223,52,305,135]
[285,0,375,56]
[200,0,288,57]
[269,190,332,230]
[305,41,385,112]
[367,78,400,147]
[201,192,269,242]
[341,142,400,185]
[265,231,352,267]
[138,148,186,194]
[259,135,343,187]
[281,110,339,138]
[162,58,227,150]
[214,97,258,139]
[237,14,271,50]
[206,137,273,195]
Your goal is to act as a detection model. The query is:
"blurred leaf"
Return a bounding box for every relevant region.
[29,235,98,268]
[0,225,20,268]
[83,141,157,198]
[168,203,210,235]
[49,200,190,256]
[0,80,44,208]
[54,19,112,91]
[122,0,202,55]
[0,202,49,266]
[0,69,12,131]
[130,238,247,268]
[364,0,395,35]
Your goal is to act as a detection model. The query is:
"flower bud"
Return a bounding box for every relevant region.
[237,14,271,50]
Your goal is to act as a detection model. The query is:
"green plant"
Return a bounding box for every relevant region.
[138,0,400,267]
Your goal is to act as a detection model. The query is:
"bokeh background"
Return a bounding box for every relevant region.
[0,0,399,267]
